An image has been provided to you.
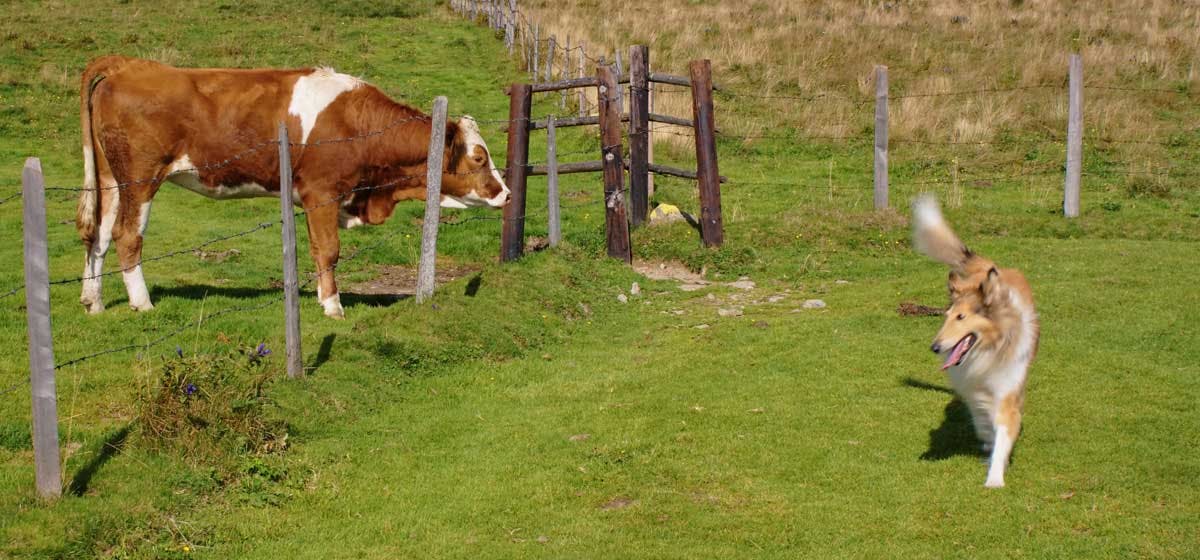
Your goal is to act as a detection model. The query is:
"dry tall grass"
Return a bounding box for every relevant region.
[511,0,1198,166]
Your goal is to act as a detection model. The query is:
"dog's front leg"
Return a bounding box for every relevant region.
[984,394,1022,488]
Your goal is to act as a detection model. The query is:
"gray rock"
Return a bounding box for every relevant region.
[617,294,628,304]
[630,282,641,296]
[802,299,827,309]
[718,307,744,317]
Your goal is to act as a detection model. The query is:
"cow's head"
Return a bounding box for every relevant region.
[440,116,509,209]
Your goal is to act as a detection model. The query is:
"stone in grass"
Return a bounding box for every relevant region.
[718,307,744,317]
[630,282,641,296]
[802,299,827,309]
[694,324,711,329]
[649,203,688,226]
[767,295,785,303]
[727,277,756,290]
[617,294,628,304]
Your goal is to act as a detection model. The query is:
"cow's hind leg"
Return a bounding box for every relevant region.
[302,195,344,319]
[80,165,120,313]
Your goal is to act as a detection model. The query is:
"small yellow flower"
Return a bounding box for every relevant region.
[183,545,191,553]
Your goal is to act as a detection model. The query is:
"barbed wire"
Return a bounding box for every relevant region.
[1083,84,1184,95]
[0,191,22,206]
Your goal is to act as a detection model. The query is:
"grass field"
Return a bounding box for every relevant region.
[2,1,1199,558]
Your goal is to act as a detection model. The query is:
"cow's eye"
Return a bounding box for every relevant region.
[956,314,965,320]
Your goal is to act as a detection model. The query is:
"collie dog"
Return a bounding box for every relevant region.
[912,196,1039,488]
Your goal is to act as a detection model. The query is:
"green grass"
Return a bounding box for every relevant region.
[2,1,1199,558]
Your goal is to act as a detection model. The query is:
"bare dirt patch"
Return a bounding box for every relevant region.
[633,259,706,284]
[344,262,481,295]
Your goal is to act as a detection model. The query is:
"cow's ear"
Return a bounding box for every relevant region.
[444,121,465,168]
[444,120,460,148]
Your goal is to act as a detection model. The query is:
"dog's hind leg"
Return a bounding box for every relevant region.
[984,392,1023,488]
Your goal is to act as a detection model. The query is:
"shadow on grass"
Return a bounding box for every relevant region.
[309,333,336,374]
[902,377,983,461]
[150,285,407,309]
[68,424,131,496]
[464,274,482,297]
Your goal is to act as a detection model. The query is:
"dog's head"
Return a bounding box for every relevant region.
[930,266,1005,370]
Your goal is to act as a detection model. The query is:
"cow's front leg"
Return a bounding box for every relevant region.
[304,200,344,319]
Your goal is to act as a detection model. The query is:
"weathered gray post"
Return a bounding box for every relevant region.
[546,35,556,83]
[629,45,650,227]
[577,42,587,117]
[417,97,449,303]
[22,158,61,499]
[1064,54,1083,218]
[689,60,724,247]
[532,24,540,81]
[561,36,571,110]
[546,115,561,246]
[504,6,514,53]
[277,124,303,379]
[873,65,889,211]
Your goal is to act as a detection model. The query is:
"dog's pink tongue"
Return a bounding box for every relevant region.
[941,337,972,370]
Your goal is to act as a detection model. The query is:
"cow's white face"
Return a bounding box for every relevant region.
[440,116,509,209]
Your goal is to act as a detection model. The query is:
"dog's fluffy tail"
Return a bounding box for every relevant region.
[912,194,972,273]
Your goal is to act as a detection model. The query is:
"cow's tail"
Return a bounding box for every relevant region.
[912,194,973,274]
[76,57,125,246]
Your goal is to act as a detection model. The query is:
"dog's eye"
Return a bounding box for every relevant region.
[956,314,965,320]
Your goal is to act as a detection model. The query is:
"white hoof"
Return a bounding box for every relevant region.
[82,299,105,314]
[984,477,1005,489]
[130,300,155,312]
[321,294,345,319]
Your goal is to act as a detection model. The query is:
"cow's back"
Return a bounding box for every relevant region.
[87,57,311,189]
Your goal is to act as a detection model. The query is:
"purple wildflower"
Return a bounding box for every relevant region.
[184,383,197,396]
[175,346,183,358]
[255,343,272,357]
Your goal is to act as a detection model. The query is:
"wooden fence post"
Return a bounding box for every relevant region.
[532,24,540,82]
[597,65,632,262]
[689,59,723,247]
[561,36,570,110]
[547,115,561,246]
[1064,53,1083,218]
[508,0,517,55]
[501,84,532,262]
[873,65,889,211]
[22,157,61,500]
[277,124,303,379]
[417,97,449,303]
[629,45,650,227]
[546,35,556,83]
[577,42,587,116]
[647,56,655,200]
[504,9,514,53]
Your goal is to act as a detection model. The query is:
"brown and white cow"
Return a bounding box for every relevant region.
[77,56,508,318]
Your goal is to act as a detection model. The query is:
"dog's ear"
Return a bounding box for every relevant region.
[947,271,965,299]
[981,267,1003,307]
